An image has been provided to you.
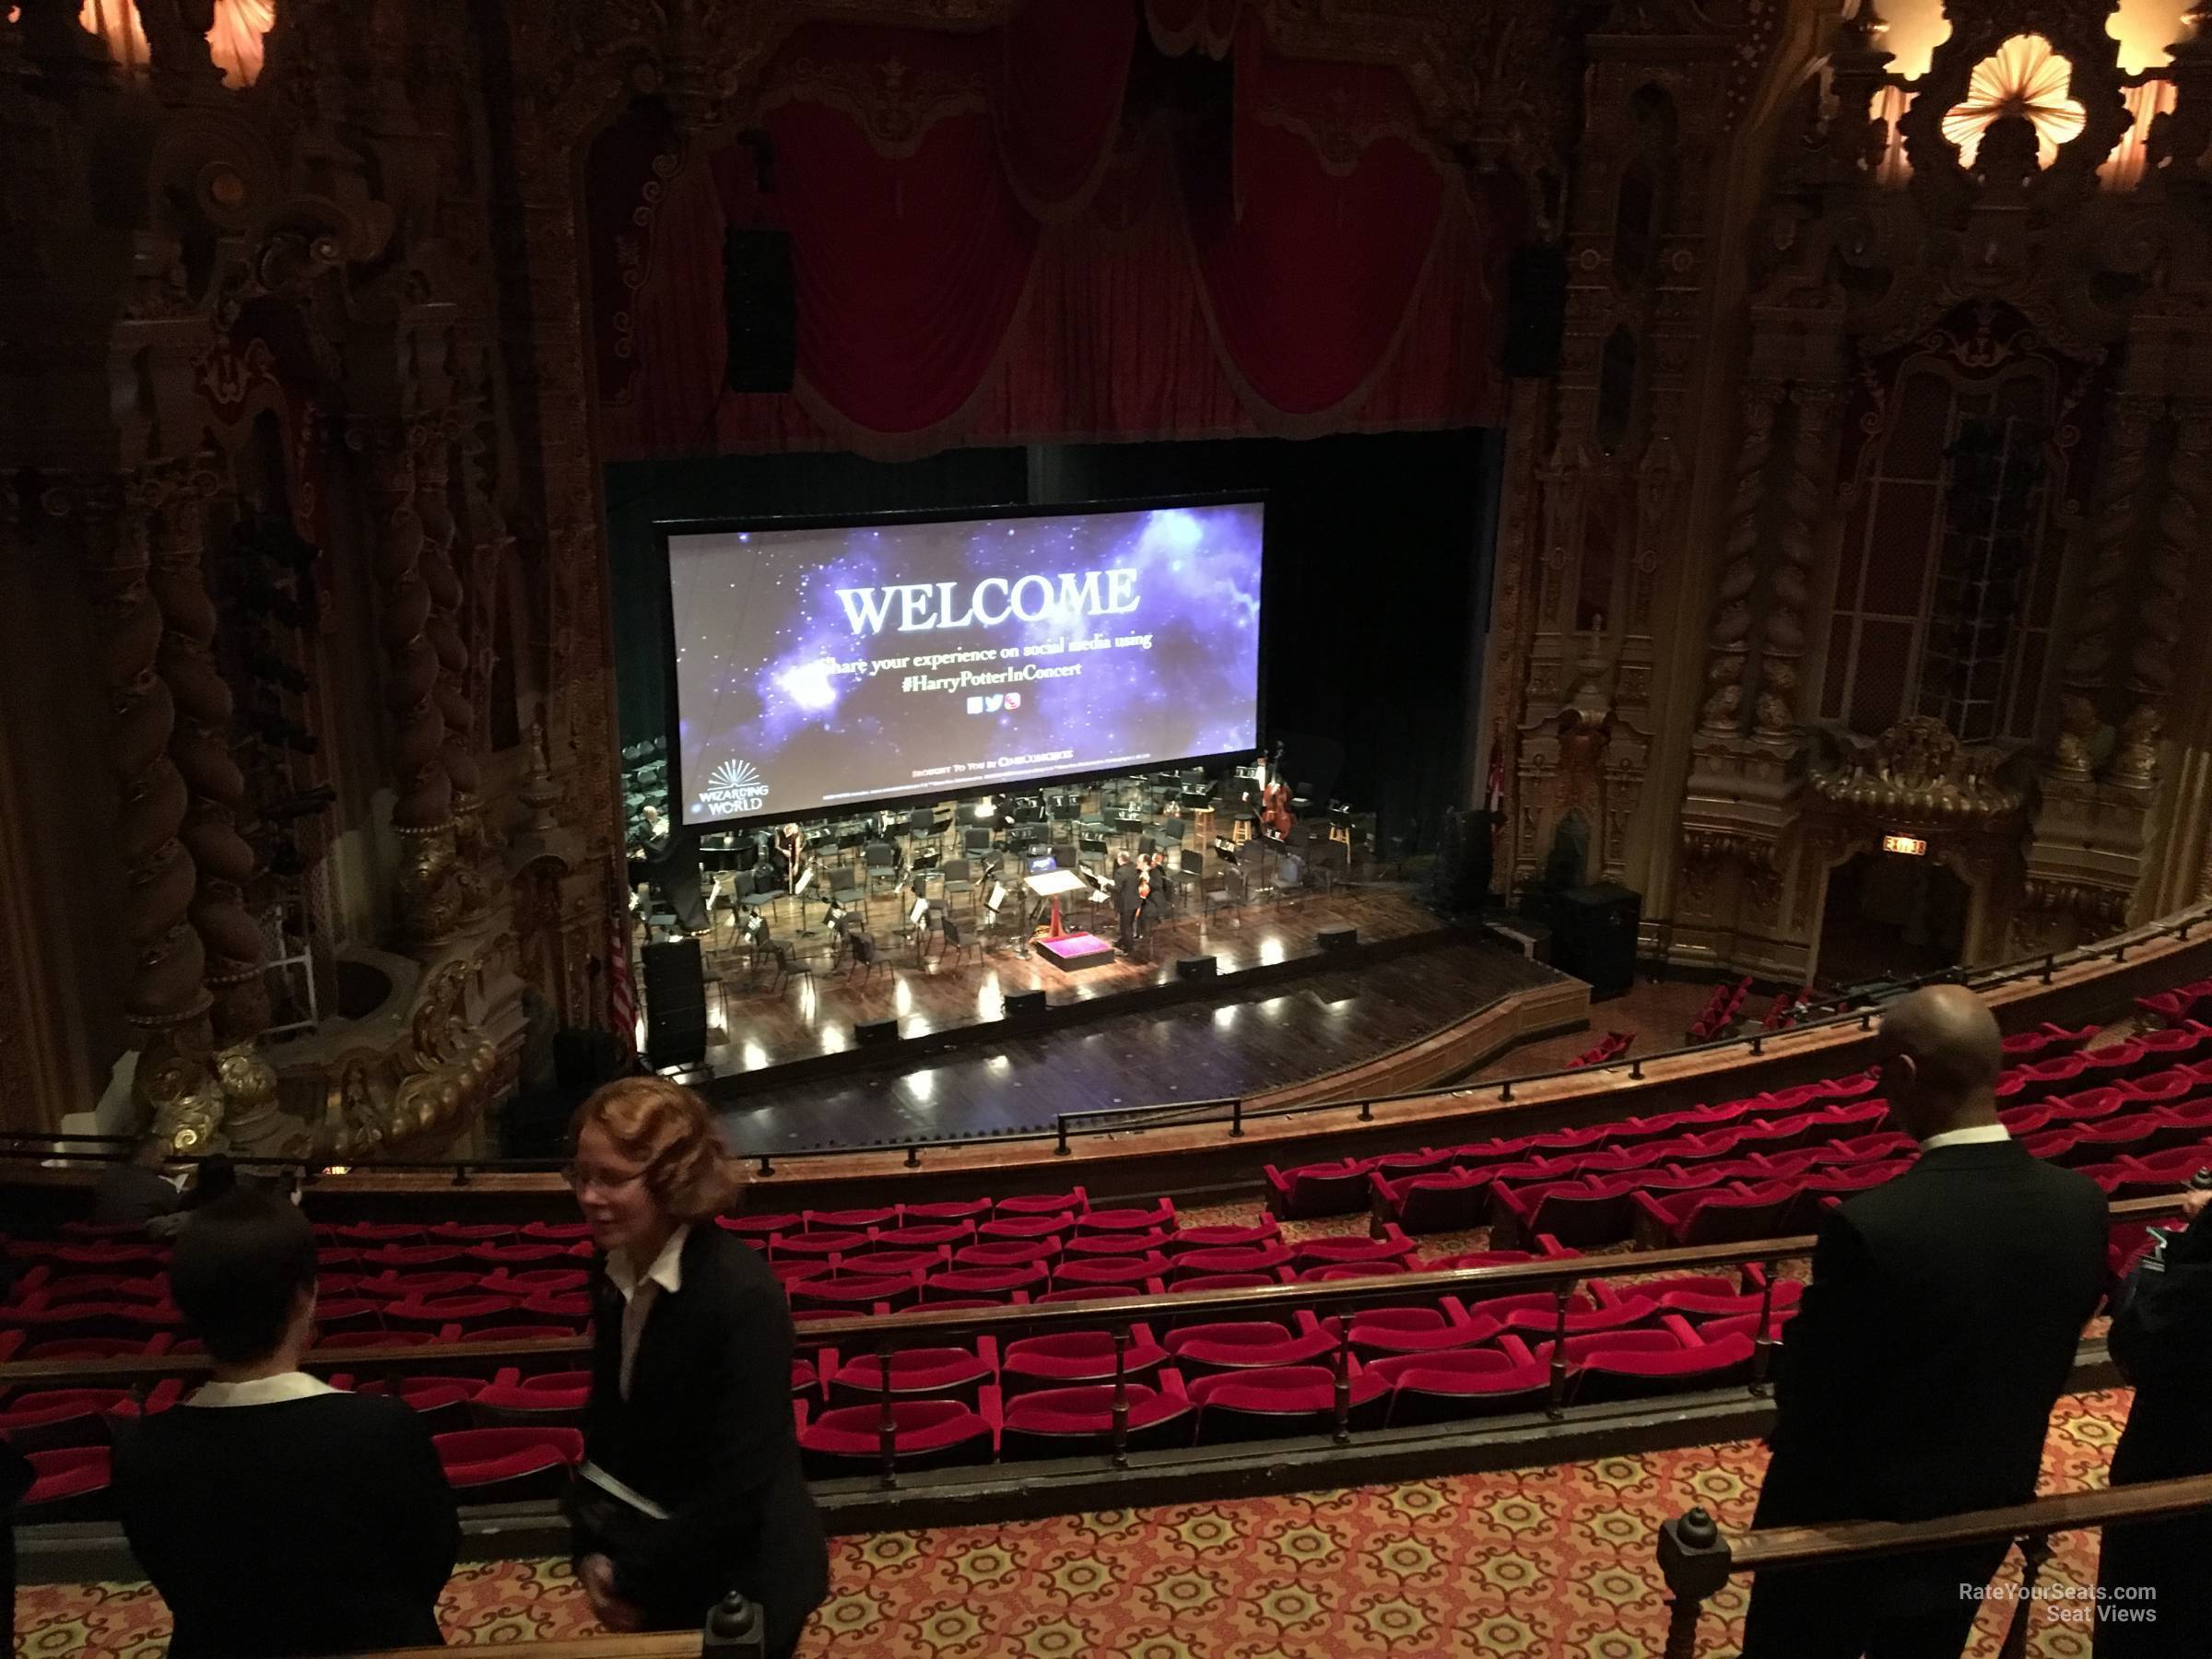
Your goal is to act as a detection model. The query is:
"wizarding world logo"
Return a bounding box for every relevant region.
[697,757,770,818]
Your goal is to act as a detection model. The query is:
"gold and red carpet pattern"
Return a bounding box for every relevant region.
[14,1389,2131,1658]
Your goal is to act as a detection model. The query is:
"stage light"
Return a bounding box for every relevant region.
[975,796,998,820]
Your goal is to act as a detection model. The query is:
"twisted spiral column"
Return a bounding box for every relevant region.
[367,427,462,942]
[416,422,477,803]
[148,469,268,1043]
[77,477,210,1034]
[1751,384,1840,738]
[1696,382,1783,735]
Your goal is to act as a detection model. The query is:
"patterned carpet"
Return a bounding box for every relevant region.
[14,1389,2134,1658]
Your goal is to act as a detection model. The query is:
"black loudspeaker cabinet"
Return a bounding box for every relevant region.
[641,938,708,1066]
[1175,956,1218,982]
[856,1017,901,1046]
[724,227,797,394]
[1502,244,1568,379]
[1547,882,1641,999]
[1004,989,1048,1018]
[1315,927,1358,953]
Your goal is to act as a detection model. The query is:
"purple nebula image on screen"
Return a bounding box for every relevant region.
[669,502,1263,824]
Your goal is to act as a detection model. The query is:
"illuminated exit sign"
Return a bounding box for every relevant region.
[1882,833,1929,857]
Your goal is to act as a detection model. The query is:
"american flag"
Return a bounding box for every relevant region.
[606,884,638,1057]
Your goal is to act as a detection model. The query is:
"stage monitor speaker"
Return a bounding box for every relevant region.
[1004,989,1048,1018]
[641,938,708,1066]
[1547,882,1641,999]
[724,227,796,394]
[1316,927,1358,953]
[1502,244,1568,379]
[856,1017,901,1046]
[1176,956,1218,982]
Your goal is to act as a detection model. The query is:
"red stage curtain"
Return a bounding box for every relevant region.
[1144,0,1241,58]
[588,11,1504,459]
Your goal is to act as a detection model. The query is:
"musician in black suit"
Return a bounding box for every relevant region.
[2097,1177,2212,1656]
[1112,852,1143,950]
[562,1077,828,1657]
[111,1189,460,1658]
[1739,984,2110,1659]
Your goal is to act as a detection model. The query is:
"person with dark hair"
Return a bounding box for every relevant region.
[1738,985,2110,1659]
[562,1076,827,1657]
[91,1136,181,1230]
[111,1189,459,1657]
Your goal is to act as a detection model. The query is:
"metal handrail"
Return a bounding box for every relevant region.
[5,904,2206,1179]
[1655,1473,2212,1659]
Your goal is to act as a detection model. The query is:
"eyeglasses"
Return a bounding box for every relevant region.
[562,1162,648,1196]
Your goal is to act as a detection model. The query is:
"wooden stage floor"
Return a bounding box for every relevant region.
[691,896,1562,1159]
[692,883,1451,1073]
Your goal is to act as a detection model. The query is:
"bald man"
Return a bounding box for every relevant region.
[1739,985,2109,1659]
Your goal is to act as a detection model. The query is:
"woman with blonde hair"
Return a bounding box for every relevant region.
[560,1077,827,1654]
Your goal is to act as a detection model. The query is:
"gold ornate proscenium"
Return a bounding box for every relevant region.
[1810,716,2029,823]
[316,957,498,1160]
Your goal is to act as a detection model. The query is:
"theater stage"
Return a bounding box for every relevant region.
[692,890,1567,1157]
[693,883,1444,1074]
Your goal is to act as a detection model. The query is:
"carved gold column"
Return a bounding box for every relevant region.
[416,416,491,908]
[149,465,269,1042]
[1751,382,1841,738]
[1696,381,1782,734]
[2055,394,2157,776]
[2115,403,2212,784]
[366,425,464,943]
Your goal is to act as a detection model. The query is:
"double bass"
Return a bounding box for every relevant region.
[1259,741,1295,838]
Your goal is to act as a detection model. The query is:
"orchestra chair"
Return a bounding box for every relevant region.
[864,841,902,895]
[934,912,981,971]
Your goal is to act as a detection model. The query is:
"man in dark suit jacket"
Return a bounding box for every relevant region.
[1740,984,2110,1659]
[2097,1178,2212,1656]
[1112,852,1143,950]
[111,1190,459,1658]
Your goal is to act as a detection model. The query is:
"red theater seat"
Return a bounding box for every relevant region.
[466,1371,593,1430]
[1298,1261,1411,1283]
[717,1213,801,1242]
[1168,1218,1282,1250]
[823,1345,996,1408]
[18,1445,115,1523]
[1170,1243,1292,1281]
[1163,1321,1337,1376]
[1166,1272,1286,1294]
[995,1189,1087,1218]
[1264,1159,1374,1218]
[1188,1364,1385,1442]
[1374,1167,1495,1234]
[0,1387,168,1453]
[1062,1229,1173,1259]
[1051,1254,1167,1290]
[786,1274,919,1315]
[974,1215,1075,1243]
[1074,1201,1175,1233]
[799,1399,996,1477]
[1632,1183,1798,1248]
[432,1427,583,1501]
[1372,1343,1550,1425]
[1564,1331,1758,1403]
[999,1328,1168,1395]
[806,1206,898,1232]
[1312,1303,1500,1359]
[952,1241,1059,1270]
[875,1222,976,1250]
[923,1266,1046,1302]
[1001,1380,1194,1460]
[900,1199,991,1224]
[1294,1231,1417,1270]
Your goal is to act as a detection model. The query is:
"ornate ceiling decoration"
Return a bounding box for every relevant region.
[1940,32,2088,169]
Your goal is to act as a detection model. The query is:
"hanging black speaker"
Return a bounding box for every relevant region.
[724,226,796,394]
[1502,244,1568,379]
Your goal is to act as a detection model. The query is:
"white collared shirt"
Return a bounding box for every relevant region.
[1919,1124,2013,1152]
[185,1371,337,1408]
[606,1224,689,1404]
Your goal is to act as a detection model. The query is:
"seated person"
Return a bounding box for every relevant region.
[112,1190,459,1657]
[91,1137,181,1231]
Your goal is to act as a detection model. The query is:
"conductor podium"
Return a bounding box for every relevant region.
[1027,867,1115,973]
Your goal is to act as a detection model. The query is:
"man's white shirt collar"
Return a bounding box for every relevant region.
[185,1371,338,1408]
[606,1222,690,1302]
[1919,1124,2013,1152]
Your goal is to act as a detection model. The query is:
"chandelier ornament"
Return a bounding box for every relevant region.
[1940,33,2088,171]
